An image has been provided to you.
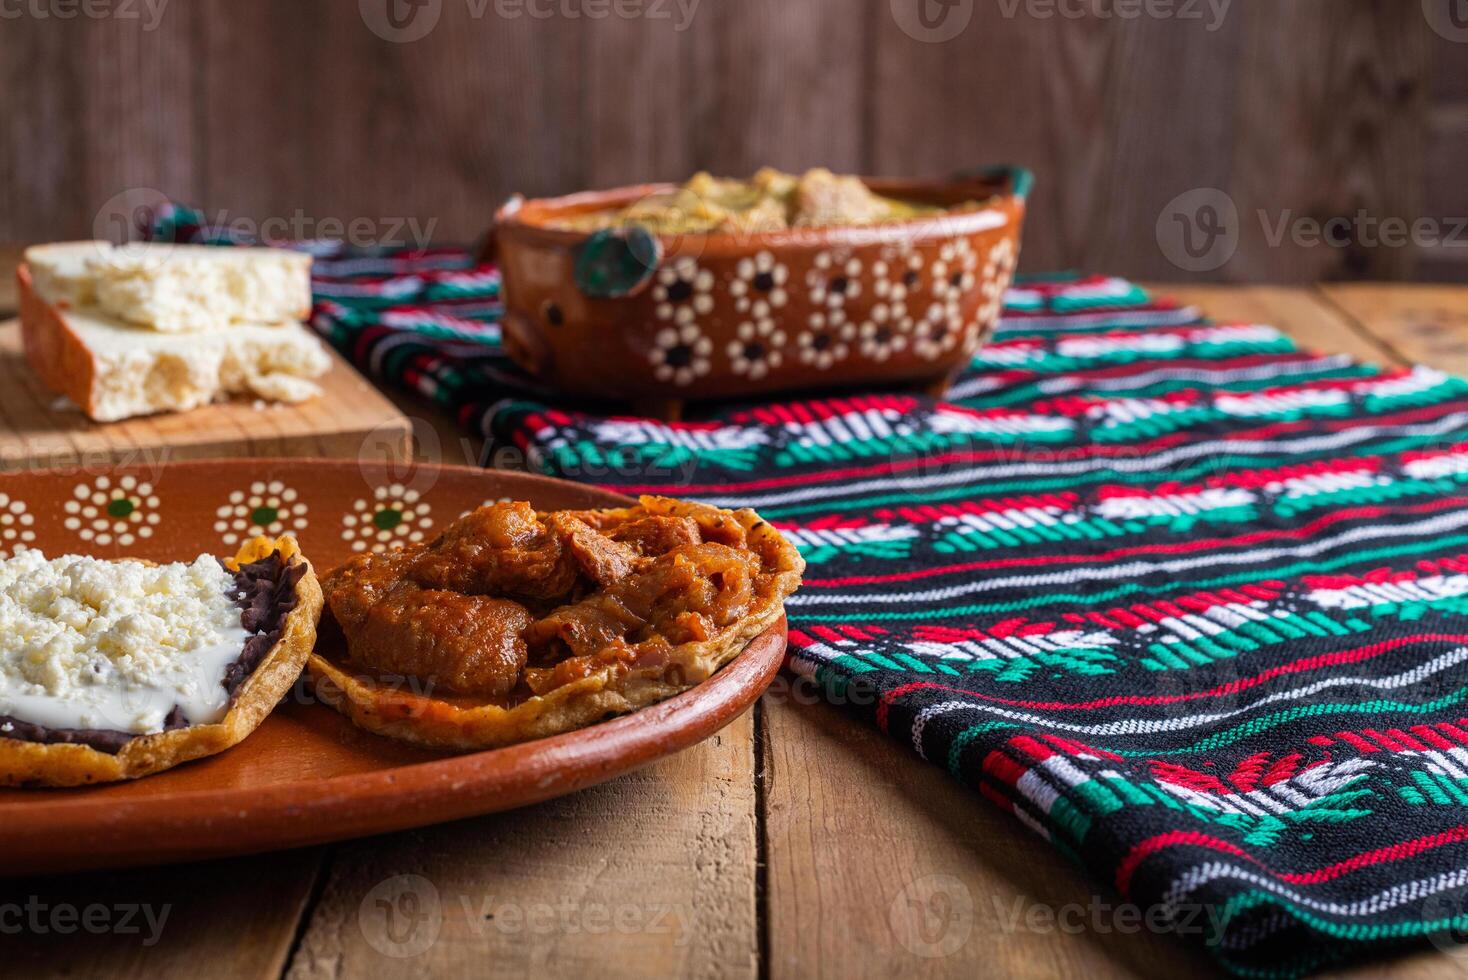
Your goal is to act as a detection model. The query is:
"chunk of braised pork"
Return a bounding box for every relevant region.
[322,546,424,635]
[408,501,580,601]
[547,512,639,587]
[347,582,533,698]
[607,515,702,556]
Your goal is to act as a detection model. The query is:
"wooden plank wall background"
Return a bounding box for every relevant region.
[0,0,1464,283]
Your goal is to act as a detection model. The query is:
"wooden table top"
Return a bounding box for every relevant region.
[7,279,1468,980]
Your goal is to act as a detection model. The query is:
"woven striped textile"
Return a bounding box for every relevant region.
[156,207,1468,974]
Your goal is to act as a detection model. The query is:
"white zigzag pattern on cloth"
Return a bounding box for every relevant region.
[1306,574,1468,611]
[1163,863,1468,921]
[788,506,1468,606]
[876,647,1468,740]
[782,524,920,548]
[703,410,1468,508]
[1093,488,1255,521]
[587,420,769,451]
[1403,451,1468,480]
[904,630,1116,664]
[1152,758,1378,817]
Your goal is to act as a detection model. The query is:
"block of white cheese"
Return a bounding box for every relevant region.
[17,263,331,422]
[24,241,312,333]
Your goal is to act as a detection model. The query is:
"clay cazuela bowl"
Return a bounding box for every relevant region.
[490,166,1030,416]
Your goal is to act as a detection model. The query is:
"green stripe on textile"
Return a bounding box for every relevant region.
[1110,687,1468,757]
[791,531,1468,621]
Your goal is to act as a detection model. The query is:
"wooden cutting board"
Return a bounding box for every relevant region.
[0,318,413,469]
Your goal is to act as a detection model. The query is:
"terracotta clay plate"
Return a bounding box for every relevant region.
[0,459,786,875]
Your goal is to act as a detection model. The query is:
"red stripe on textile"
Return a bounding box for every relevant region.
[802,497,1468,587]
[872,635,1468,714]
[983,749,1033,787]
[1335,732,1381,753]
[980,784,1017,813]
[611,402,1468,492]
[1008,735,1059,764]
[1386,729,1429,752]
[1116,826,1468,896]
[1229,400,1468,443]
[1364,729,1407,752]
[1412,725,1456,750]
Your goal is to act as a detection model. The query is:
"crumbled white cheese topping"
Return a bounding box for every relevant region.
[0,551,250,735]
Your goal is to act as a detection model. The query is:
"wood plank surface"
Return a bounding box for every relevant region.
[8,850,324,980]
[1227,2,1430,283]
[1318,283,1468,373]
[0,320,412,470]
[1,2,1462,282]
[285,713,758,980]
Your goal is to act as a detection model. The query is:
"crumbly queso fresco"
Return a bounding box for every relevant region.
[0,551,248,736]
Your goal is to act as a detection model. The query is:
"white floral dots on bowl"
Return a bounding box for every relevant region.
[342,484,433,553]
[0,493,36,557]
[650,323,713,386]
[215,481,308,547]
[796,315,854,371]
[652,257,715,325]
[895,249,926,294]
[858,309,909,363]
[869,258,912,310]
[977,238,1019,326]
[727,319,786,381]
[914,301,964,361]
[730,251,789,313]
[807,252,862,310]
[936,239,979,296]
[63,475,160,547]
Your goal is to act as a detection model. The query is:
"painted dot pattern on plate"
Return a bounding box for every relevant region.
[343,484,434,553]
[63,475,161,547]
[215,481,309,547]
[0,494,36,558]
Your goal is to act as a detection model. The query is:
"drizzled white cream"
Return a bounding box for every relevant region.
[0,551,249,735]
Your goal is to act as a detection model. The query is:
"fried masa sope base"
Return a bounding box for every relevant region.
[308,496,804,751]
[0,537,323,788]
